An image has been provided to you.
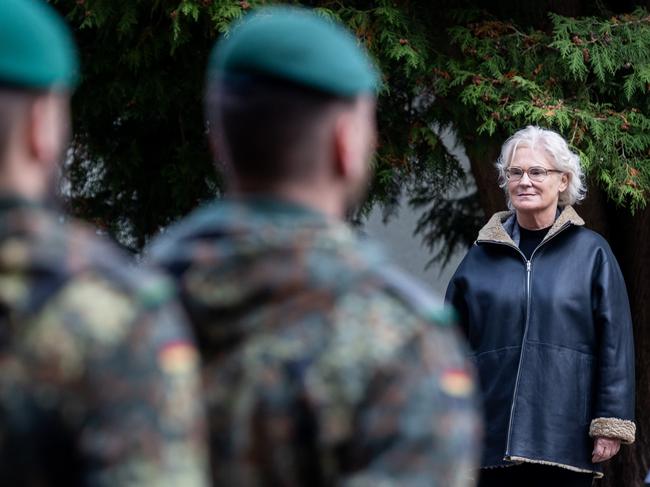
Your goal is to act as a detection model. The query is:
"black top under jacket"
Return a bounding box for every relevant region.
[518,225,549,260]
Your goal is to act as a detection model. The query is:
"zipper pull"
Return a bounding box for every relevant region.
[526,261,531,272]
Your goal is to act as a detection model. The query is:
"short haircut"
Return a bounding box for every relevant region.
[205,75,355,184]
[496,125,587,207]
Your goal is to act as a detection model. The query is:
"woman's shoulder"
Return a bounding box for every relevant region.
[550,206,612,253]
[565,225,625,278]
[447,241,493,282]
[570,225,613,251]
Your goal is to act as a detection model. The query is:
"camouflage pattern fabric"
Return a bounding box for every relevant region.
[150,196,482,487]
[0,196,209,487]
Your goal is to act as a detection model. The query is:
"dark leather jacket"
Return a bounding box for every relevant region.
[446,206,635,477]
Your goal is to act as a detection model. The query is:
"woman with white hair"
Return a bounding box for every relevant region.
[446,126,635,486]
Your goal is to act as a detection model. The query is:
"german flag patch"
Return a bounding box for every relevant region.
[440,368,474,398]
[158,341,199,375]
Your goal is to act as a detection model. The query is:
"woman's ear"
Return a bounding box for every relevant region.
[559,172,569,193]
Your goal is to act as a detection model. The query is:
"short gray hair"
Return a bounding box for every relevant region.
[495,125,587,208]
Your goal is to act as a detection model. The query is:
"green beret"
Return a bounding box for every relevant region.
[208,6,379,97]
[0,0,79,90]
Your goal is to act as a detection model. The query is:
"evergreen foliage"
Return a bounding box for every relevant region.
[436,8,650,211]
[51,0,650,260]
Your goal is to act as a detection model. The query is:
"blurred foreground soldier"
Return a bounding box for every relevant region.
[0,1,208,485]
[150,6,481,486]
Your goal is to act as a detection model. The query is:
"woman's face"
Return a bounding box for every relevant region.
[507,146,568,216]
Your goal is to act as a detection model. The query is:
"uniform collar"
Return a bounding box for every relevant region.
[223,194,329,222]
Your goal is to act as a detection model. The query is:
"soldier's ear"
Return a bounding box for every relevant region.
[332,98,375,185]
[332,112,350,178]
[206,121,220,160]
[27,93,70,170]
[332,107,363,181]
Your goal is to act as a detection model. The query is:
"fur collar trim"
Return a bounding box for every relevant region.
[476,206,585,246]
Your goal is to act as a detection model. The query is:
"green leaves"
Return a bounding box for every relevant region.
[434,8,650,213]
[50,0,650,251]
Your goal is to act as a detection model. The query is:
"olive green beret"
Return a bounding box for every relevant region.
[208,6,379,97]
[0,0,79,90]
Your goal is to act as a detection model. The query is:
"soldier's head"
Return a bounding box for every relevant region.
[205,7,379,217]
[0,0,78,200]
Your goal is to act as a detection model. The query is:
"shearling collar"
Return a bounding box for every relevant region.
[476,205,585,247]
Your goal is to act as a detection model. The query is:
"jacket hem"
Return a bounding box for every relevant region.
[481,463,519,469]
[504,455,602,478]
[589,417,636,444]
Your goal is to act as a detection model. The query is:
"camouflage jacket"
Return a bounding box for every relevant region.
[0,196,209,486]
[149,196,482,487]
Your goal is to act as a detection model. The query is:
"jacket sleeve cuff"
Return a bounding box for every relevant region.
[589,417,636,444]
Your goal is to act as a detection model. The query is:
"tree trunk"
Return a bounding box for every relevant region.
[462,136,507,216]
[547,0,584,16]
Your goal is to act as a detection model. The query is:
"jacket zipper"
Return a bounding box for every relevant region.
[504,257,530,458]
[478,222,571,459]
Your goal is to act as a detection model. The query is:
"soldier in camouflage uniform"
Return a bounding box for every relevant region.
[150,6,481,486]
[0,1,208,485]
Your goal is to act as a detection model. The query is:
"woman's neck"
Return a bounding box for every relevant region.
[516,207,557,230]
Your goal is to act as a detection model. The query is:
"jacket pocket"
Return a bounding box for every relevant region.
[506,342,594,464]
[471,346,522,463]
[524,343,593,423]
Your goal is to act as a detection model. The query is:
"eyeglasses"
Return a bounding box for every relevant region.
[506,166,563,182]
